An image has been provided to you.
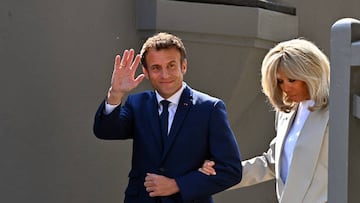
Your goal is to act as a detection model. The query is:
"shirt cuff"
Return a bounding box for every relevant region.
[104,101,119,115]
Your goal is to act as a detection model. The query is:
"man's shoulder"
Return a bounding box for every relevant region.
[188,87,222,106]
[190,88,219,101]
[124,91,155,106]
[128,90,154,99]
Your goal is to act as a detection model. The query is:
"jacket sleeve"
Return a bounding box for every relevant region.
[229,110,279,189]
[175,100,243,201]
[93,99,134,140]
[229,137,276,190]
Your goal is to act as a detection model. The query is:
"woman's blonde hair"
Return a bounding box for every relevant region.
[261,38,330,112]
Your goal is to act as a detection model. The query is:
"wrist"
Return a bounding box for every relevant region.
[170,179,180,194]
[106,87,124,105]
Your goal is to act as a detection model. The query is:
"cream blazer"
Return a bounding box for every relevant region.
[231,106,329,203]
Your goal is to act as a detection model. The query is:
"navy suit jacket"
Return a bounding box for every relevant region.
[93,85,242,203]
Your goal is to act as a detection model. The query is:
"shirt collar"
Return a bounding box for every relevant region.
[299,100,315,111]
[155,82,186,105]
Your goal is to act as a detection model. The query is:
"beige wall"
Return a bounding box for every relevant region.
[295,0,360,56]
[0,0,359,202]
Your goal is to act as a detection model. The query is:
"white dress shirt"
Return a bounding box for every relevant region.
[155,83,185,134]
[280,100,314,183]
[104,83,186,134]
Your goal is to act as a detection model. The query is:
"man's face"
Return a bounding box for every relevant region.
[142,47,187,99]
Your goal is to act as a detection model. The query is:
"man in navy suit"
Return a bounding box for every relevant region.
[93,32,242,203]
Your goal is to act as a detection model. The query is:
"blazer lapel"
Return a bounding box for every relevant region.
[275,109,296,196]
[161,86,192,161]
[147,92,163,152]
[280,107,329,202]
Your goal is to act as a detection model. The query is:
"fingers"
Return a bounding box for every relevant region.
[120,49,131,67]
[205,160,215,167]
[144,173,158,197]
[198,168,211,175]
[198,160,216,175]
[198,167,216,176]
[144,174,152,185]
[149,191,158,197]
[114,55,121,69]
[115,49,141,73]
[145,185,157,197]
[114,49,135,69]
[121,49,137,66]
[144,173,156,187]
[131,54,141,70]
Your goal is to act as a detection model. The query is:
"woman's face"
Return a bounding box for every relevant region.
[276,68,310,102]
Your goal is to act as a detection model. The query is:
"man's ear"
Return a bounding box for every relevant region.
[182,59,187,74]
[142,66,149,79]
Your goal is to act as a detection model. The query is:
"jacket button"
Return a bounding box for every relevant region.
[159,167,165,172]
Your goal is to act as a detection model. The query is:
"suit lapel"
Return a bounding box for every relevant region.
[148,92,163,152]
[280,107,329,202]
[161,86,192,161]
[274,109,296,195]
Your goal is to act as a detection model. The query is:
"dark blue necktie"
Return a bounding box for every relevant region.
[160,100,170,138]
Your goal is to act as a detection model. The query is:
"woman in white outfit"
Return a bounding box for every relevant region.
[200,38,330,203]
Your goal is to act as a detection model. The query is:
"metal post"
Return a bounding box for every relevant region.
[329,18,360,203]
